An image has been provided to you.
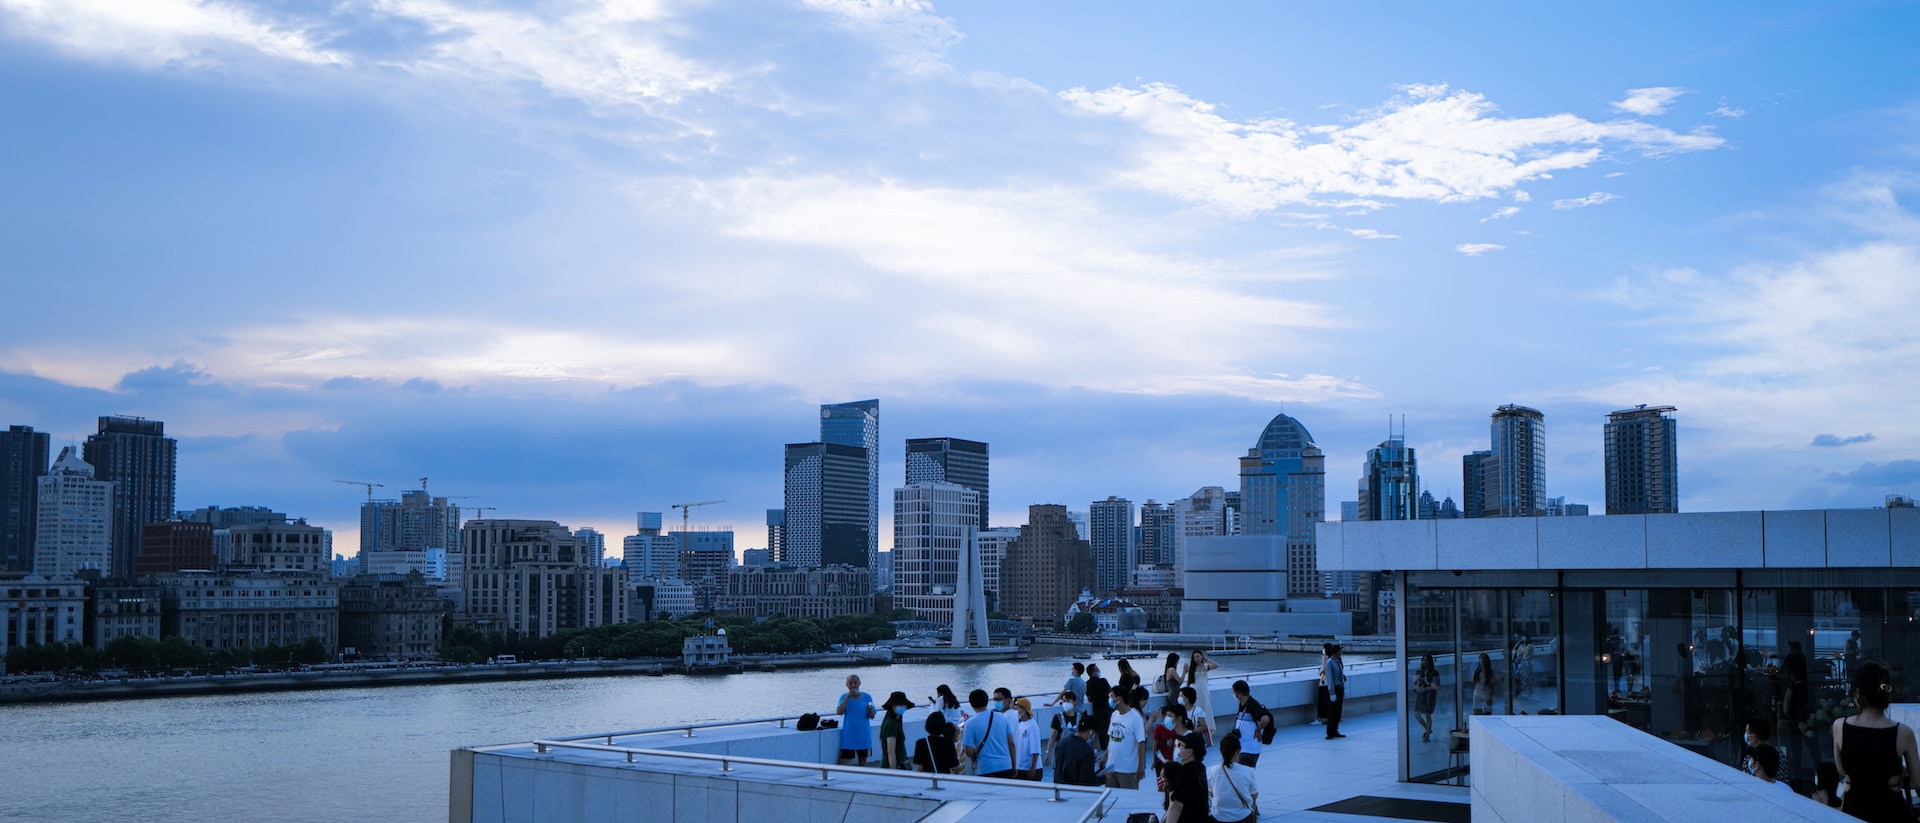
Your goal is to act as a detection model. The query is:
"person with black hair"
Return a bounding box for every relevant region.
[1052,716,1100,786]
[919,711,961,774]
[1834,661,1920,822]
[1162,732,1210,823]
[878,691,913,769]
[1742,716,1789,785]
[961,688,1017,778]
[1230,679,1272,766]
[1100,685,1147,789]
[1085,663,1112,753]
[1210,731,1259,823]
[1749,744,1791,793]
[1049,689,1085,763]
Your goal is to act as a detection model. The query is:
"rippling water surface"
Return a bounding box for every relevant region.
[2,647,1319,822]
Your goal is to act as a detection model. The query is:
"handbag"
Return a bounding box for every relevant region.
[1221,763,1258,821]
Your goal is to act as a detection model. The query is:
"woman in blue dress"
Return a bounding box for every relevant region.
[836,673,877,766]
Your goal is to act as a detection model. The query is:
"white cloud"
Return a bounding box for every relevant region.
[370,0,727,111]
[0,0,345,67]
[1513,191,1532,202]
[1553,192,1619,210]
[1059,83,1722,216]
[1346,228,1398,240]
[1480,206,1521,222]
[801,0,960,74]
[1456,243,1505,256]
[1712,102,1747,118]
[1613,87,1684,116]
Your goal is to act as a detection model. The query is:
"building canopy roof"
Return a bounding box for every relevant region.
[1254,413,1316,457]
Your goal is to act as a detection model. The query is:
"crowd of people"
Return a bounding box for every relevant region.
[828,650,1270,822]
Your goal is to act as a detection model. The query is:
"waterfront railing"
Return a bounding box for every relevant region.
[522,739,1115,820]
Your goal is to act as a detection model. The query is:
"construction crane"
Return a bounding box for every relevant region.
[671,500,725,537]
[469,505,496,520]
[419,477,430,491]
[334,479,385,502]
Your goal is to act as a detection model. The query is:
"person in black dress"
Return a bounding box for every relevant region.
[1834,662,1920,822]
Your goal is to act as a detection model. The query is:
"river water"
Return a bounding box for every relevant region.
[1,648,1321,823]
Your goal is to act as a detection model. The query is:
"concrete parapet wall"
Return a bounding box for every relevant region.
[1470,715,1850,822]
[461,750,941,823]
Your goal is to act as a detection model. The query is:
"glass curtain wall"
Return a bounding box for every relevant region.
[1403,569,1920,790]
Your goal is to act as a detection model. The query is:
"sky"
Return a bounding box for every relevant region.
[2,0,1917,555]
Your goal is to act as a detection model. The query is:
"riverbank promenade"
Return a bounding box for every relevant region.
[453,663,1469,822]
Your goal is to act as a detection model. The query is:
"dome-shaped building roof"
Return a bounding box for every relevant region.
[1254,413,1316,457]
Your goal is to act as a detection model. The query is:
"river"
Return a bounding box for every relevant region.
[1,647,1322,822]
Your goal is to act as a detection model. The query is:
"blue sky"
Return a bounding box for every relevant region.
[1,1,1917,552]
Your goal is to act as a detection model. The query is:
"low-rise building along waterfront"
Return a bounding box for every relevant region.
[2,574,86,654]
[339,572,446,661]
[157,571,340,653]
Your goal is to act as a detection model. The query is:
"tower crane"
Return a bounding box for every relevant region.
[334,479,385,501]
[671,500,725,537]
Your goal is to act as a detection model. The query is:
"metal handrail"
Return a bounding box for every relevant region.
[527,738,1114,816]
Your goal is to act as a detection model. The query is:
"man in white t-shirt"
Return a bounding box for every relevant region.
[1099,685,1147,789]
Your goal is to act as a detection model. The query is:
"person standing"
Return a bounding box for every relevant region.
[1413,653,1440,743]
[930,684,965,726]
[1210,731,1260,823]
[1052,716,1101,787]
[1050,661,1088,715]
[878,691,913,769]
[1049,690,1084,763]
[1100,686,1147,789]
[1471,652,1497,715]
[835,674,876,766]
[1784,641,1811,727]
[1323,643,1348,739]
[1085,664,1112,752]
[921,711,962,774]
[1834,662,1920,822]
[1230,679,1272,766]
[1178,686,1212,746]
[1185,649,1218,727]
[1014,698,1043,780]
[1160,652,1183,707]
[1161,732,1210,823]
[961,688,1017,779]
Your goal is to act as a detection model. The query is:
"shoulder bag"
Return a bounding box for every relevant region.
[1221,763,1258,822]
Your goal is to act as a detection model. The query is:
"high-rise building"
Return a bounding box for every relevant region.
[1461,450,1492,519]
[83,416,176,577]
[674,531,735,611]
[34,447,114,578]
[621,532,679,582]
[1357,435,1419,522]
[976,526,1019,611]
[1487,405,1547,517]
[1605,404,1678,515]
[1237,413,1326,598]
[1172,487,1230,576]
[1137,500,1174,567]
[178,505,290,528]
[1089,496,1135,596]
[360,491,461,575]
[890,482,980,624]
[820,399,879,574]
[637,512,663,535]
[764,509,785,562]
[575,527,606,566]
[1416,490,1463,520]
[1,425,50,572]
[997,504,1094,628]
[1545,497,1590,516]
[459,519,627,638]
[782,441,870,568]
[904,437,988,530]
[226,519,329,573]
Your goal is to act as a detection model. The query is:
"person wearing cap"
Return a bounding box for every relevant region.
[1013,697,1043,780]
[1053,716,1101,787]
[1162,732,1210,823]
[878,691,913,770]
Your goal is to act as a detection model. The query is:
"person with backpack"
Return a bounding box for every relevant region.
[1230,679,1273,766]
[1085,663,1112,753]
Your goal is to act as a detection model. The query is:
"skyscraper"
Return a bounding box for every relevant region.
[83,416,176,577]
[1,425,49,572]
[1605,404,1679,515]
[35,447,113,578]
[891,482,980,624]
[998,504,1094,628]
[783,441,870,568]
[1357,435,1419,522]
[764,509,785,563]
[904,437,989,529]
[1088,496,1135,596]
[1461,450,1491,519]
[1137,500,1173,567]
[1237,413,1326,598]
[820,400,879,574]
[1172,486,1229,576]
[1487,405,1547,517]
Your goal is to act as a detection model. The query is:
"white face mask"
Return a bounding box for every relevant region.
[1162,717,1175,730]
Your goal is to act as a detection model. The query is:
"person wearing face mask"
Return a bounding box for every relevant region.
[1099,686,1147,789]
[1014,698,1043,780]
[1049,689,1084,765]
[992,687,1021,738]
[1152,703,1186,774]
[878,692,913,770]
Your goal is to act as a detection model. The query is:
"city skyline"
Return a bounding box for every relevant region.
[1,3,1915,549]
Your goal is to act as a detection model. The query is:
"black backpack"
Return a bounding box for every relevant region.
[796,713,820,731]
